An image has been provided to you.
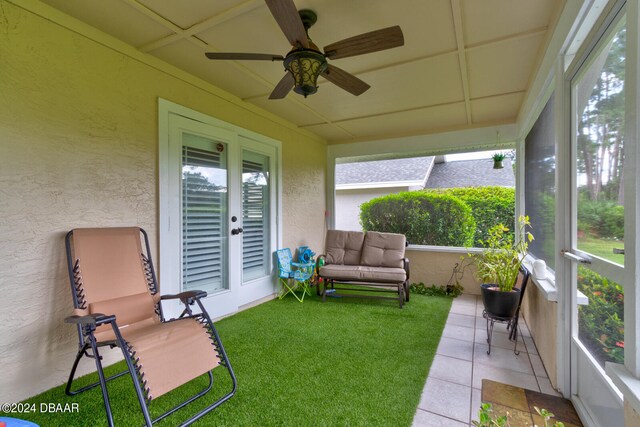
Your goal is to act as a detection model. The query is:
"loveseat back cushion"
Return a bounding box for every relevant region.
[325,230,365,265]
[360,231,406,268]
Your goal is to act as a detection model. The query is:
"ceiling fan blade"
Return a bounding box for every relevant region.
[205,52,284,61]
[323,26,404,60]
[264,0,309,49]
[321,65,370,96]
[269,72,295,99]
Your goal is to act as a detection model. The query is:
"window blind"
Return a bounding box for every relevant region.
[242,155,270,281]
[182,145,228,293]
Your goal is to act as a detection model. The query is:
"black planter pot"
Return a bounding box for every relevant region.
[481,284,521,318]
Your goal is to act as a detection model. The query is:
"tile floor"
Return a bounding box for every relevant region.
[413,294,562,426]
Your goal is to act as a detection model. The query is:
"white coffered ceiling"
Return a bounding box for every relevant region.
[40,0,563,143]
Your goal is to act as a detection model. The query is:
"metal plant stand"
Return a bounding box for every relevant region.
[483,267,530,356]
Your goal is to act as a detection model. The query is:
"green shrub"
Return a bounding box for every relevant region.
[577,267,624,365]
[359,192,475,246]
[426,187,515,247]
[577,197,624,239]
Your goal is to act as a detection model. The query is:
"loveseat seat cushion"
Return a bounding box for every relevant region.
[360,231,406,268]
[319,264,406,284]
[325,230,365,265]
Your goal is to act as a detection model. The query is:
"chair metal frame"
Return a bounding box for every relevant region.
[64,228,237,427]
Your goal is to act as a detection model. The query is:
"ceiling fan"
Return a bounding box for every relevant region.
[204,0,404,99]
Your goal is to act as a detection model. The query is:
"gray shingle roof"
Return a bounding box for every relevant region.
[424,159,515,188]
[335,156,434,185]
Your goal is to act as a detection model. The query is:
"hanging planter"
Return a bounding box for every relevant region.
[492,152,506,169]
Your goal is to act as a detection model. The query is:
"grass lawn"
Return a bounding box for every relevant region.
[19,292,451,426]
[577,236,624,265]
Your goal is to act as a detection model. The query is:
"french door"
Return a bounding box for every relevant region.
[161,113,277,319]
[566,10,627,426]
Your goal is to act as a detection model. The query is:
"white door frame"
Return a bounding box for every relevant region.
[158,99,282,319]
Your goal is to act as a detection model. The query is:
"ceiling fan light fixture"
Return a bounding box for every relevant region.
[283,49,327,97]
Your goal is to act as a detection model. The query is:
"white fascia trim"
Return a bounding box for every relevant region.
[406,245,483,254]
[336,181,420,190]
[328,123,518,161]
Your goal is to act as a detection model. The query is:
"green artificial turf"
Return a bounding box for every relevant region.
[19,292,451,426]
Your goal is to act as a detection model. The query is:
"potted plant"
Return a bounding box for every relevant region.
[492,152,506,169]
[470,215,533,318]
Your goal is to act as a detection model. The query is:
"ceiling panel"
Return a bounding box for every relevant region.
[152,40,270,99]
[461,0,558,46]
[299,52,464,122]
[248,96,328,126]
[300,123,355,141]
[470,92,524,124]
[41,0,172,47]
[334,102,468,141]
[136,0,255,30]
[38,0,561,142]
[466,33,545,99]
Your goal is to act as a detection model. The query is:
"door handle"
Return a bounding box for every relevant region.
[231,227,244,235]
[561,250,591,264]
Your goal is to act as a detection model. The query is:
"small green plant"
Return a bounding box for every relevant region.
[492,152,507,162]
[410,282,463,297]
[469,215,533,292]
[472,403,565,427]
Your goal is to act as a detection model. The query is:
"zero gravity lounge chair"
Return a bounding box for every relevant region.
[64,227,236,426]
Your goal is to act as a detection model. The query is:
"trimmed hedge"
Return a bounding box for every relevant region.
[360,192,475,246]
[426,186,515,247]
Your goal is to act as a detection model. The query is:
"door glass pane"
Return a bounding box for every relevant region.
[242,150,270,282]
[573,18,626,369]
[575,22,625,266]
[578,266,624,367]
[182,135,228,293]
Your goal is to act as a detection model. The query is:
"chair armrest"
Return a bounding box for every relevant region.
[403,258,410,282]
[65,313,115,326]
[161,290,207,305]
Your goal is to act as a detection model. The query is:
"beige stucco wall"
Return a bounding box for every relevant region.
[0,1,326,402]
[521,281,558,389]
[405,249,481,294]
[624,401,640,427]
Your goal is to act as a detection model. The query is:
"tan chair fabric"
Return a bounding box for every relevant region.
[69,227,220,401]
[72,228,150,303]
[89,292,159,341]
[325,230,365,265]
[319,264,406,283]
[123,319,220,400]
[360,231,406,268]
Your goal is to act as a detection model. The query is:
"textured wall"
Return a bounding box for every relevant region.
[0,1,326,402]
[624,401,640,427]
[521,283,558,389]
[405,250,481,293]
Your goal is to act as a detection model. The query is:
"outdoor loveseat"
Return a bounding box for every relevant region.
[316,230,410,308]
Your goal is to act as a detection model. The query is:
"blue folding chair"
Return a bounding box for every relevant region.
[276,248,314,302]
